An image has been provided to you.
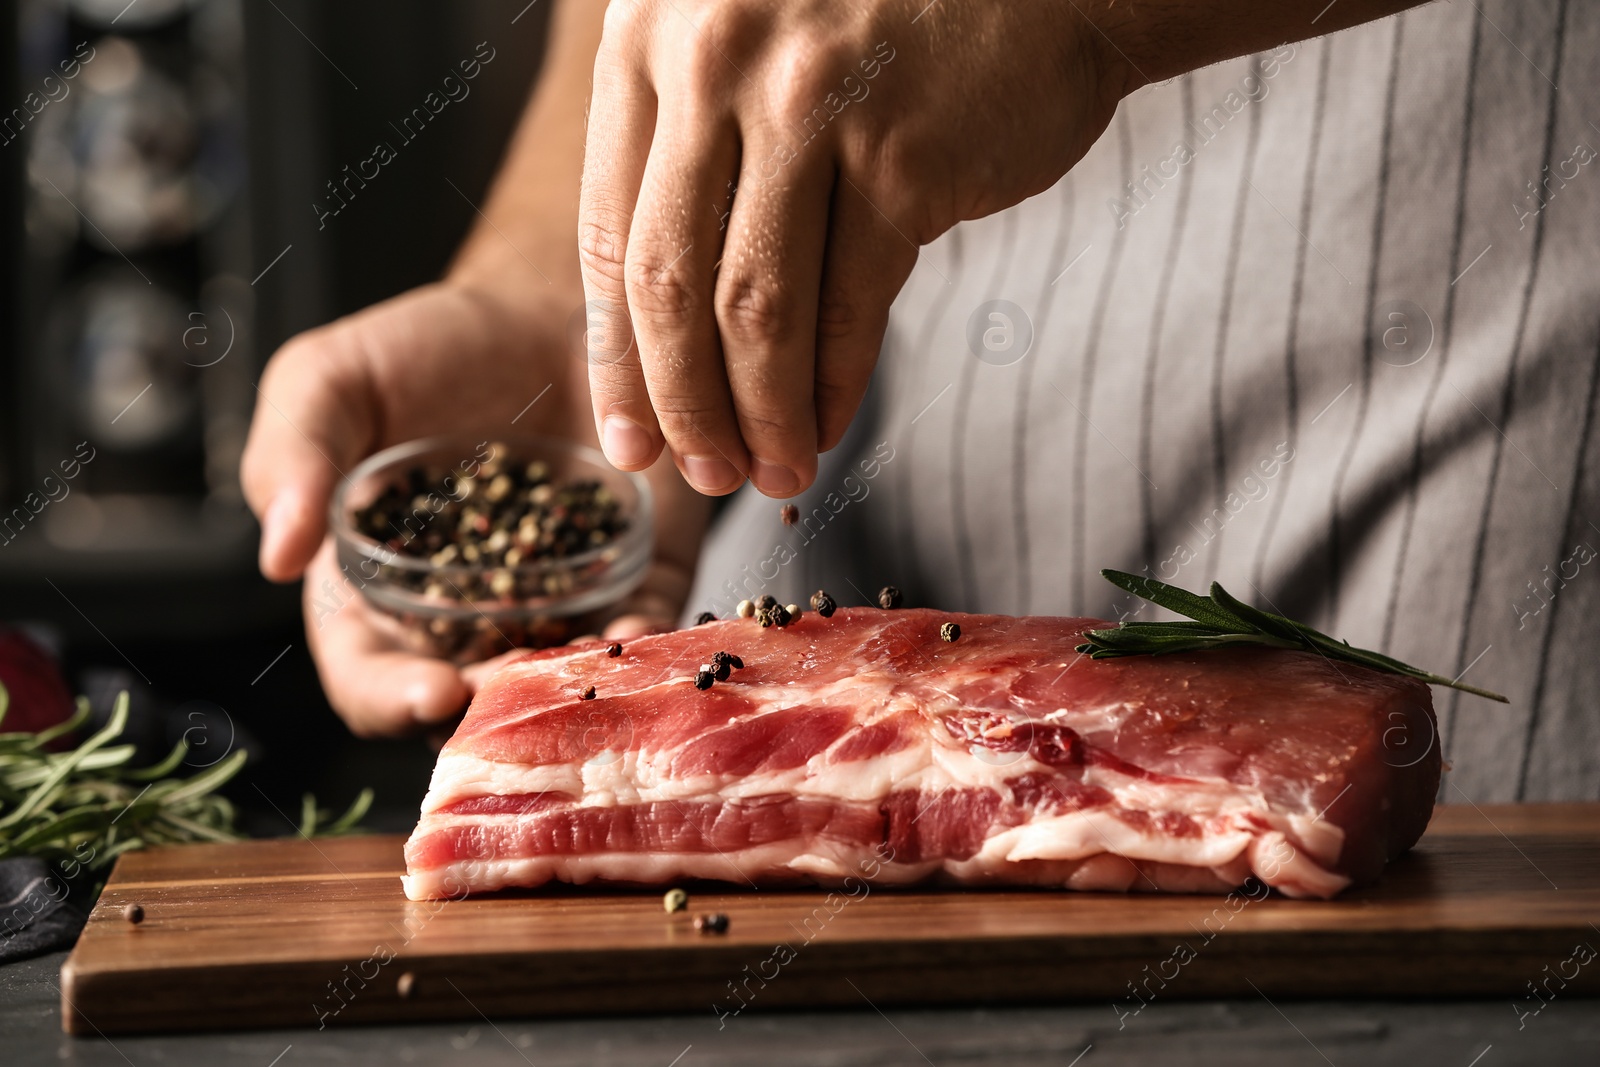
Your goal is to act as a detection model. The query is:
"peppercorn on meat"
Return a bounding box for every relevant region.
[402,609,1439,901]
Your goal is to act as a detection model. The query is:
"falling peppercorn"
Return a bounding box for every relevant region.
[877,585,903,609]
[396,971,416,999]
[580,685,597,700]
[810,590,836,617]
[780,504,799,525]
[695,611,717,625]
[663,888,689,914]
[122,903,144,925]
[693,912,730,934]
[941,622,961,643]
[607,642,623,657]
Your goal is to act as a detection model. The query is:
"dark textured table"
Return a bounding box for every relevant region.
[5,950,1598,1066]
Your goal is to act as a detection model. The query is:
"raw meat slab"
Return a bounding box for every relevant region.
[405,610,1440,900]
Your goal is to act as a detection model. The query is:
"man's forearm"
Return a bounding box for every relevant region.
[450,0,606,298]
[1093,0,1432,94]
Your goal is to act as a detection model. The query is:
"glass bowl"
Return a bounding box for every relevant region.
[330,434,653,664]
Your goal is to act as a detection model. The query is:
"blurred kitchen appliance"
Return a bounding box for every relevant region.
[2,0,548,640]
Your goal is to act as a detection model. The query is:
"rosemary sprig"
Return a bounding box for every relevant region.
[0,682,374,877]
[1077,569,1509,703]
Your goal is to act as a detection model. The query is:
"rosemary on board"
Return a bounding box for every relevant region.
[1075,569,1509,703]
[0,683,373,875]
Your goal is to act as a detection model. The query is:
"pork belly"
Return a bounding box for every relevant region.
[403,609,1439,900]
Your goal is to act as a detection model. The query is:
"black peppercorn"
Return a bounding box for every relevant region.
[123,903,144,925]
[810,590,836,617]
[607,642,622,657]
[941,622,961,643]
[711,651,733,681]
[695,669,715,690]
[877,585,902,609]
[756,594,777,611]
[780,504,799,525]
[695,611,717,625]
[727,654,744,670]
[580,685,596,700]
[771,604,791,627]
[693,912,730,934]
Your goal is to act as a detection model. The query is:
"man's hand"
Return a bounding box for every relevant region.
[240,0,713,737]
[578,0,1433,498]
[241,281,708,736]
[578,0,1128,497]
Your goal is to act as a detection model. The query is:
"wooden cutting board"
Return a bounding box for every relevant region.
[60,803,1600,1034]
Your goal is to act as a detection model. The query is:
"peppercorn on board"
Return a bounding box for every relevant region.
[59,804,1600,1034]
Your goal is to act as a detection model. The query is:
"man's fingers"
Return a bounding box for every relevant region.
[303,543,469,736]
[813,178,920,452]
[241,333,376,581]
[715,138,832,497]
[580,37,663,473]
[627,107,748,494]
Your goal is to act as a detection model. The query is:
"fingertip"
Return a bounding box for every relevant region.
[601,414,660,470]
[602,613,672,640]
[259,489,318,582]
[681,454,746,495]
[750,458,808,498]
[405,669,469,725]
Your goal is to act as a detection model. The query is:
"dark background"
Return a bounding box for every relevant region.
[1,0,552,831]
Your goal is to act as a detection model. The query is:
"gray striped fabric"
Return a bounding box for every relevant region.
[686,0,1600,803]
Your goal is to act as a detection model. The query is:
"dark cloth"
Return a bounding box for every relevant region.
[0,858,88,965]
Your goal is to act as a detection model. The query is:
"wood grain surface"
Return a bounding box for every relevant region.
[59,803,1600,1035]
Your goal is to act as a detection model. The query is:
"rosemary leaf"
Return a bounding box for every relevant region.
[1083,570,1509,703]
[0,680,376,883]
[1100,570,1247,630]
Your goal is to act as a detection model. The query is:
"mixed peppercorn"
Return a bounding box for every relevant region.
[351,450,630,603]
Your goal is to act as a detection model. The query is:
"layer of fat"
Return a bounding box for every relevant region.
[401,831,1347,902]
[412,669,1352,898]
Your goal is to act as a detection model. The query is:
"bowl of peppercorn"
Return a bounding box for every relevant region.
[330,435,653,663]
